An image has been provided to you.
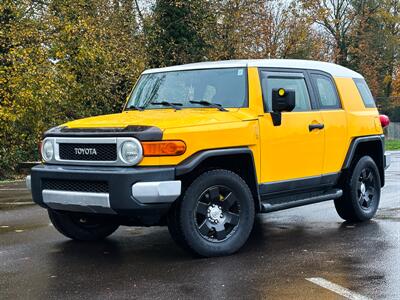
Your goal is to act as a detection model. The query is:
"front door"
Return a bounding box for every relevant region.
[258,69,325,188]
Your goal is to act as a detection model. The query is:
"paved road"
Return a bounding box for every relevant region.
[1,153,399,299]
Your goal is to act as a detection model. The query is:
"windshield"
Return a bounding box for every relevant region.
[126,68,247,109]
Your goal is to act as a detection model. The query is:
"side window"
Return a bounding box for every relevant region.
[311,74,341,109]
[260,72,311,112]
[354,78,376,108]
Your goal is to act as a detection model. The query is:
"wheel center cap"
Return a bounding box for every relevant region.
[207,204,225,224]
[209,206,221,220]
[360,183,366,194]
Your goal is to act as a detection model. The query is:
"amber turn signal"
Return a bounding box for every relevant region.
[142,141,186,156]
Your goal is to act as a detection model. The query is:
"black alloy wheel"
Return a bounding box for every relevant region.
[357,167,378,212]
[195,185,240,242]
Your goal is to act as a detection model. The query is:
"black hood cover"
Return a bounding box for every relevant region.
[44,125,163,141]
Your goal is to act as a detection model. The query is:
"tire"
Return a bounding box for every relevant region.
[168,169,255,257]
[334,156,381,222]
[167,200,190,250]
[48,209,119,241]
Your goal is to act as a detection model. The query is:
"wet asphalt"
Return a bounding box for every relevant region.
[0,153,399,300]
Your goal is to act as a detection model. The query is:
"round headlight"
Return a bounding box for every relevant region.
[42,140,54,162]
[120,140,142,164]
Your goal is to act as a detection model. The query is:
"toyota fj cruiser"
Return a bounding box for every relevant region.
[27,59,391,257]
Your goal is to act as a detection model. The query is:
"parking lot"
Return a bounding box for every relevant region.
[1,152,399,299]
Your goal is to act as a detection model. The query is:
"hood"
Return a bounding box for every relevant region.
[63,108,256,131]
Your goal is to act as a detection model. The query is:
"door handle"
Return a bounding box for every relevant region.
[309,123,324,131]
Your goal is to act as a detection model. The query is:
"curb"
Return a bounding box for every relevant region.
[386,150,400,154]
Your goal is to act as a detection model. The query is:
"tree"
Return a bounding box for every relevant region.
[346,0,399,106]
[347,0,382,96]
[377,0,399,98]
[0,0,55,178]
[145,0,214,67]
[0,0,146,178]
[1,0,399,179]
[208,0,327,61]
[302,0,399,106]
[46,0,145,118]
[272,1,328,60]
[302,0,355,66]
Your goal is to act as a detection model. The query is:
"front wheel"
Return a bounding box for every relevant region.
[334,156,381,222]
[168,169,255,257]
[48,209,119,241]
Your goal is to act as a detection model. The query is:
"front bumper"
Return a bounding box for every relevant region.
[27,164,181,219]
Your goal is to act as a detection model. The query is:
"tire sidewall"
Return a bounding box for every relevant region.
[179,170,255,257]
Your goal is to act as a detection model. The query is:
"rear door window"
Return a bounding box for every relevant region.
[311,74,341,109]
[354,78,376,108]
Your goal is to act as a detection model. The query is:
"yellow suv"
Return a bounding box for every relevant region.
[27,59,391,257]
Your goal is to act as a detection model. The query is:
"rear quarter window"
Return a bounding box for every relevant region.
[353,78,376,108]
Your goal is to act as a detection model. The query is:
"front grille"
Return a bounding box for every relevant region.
[59,143,117,161]
[42,179,109,193]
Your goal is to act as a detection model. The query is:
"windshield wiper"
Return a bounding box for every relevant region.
[189,100,228,112]
[151,101,183,110]
[125,105,145,111]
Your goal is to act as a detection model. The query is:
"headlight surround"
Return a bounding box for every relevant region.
[41,139,54,162]
[120,140,142,165]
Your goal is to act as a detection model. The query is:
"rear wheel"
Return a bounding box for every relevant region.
[168,169,255,257]
[334,156,381,222]
[48,209,119,241]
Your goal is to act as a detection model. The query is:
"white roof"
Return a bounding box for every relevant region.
[142,59,363,79]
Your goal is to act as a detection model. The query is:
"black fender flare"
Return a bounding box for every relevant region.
[175,147,261,210]
[342,134,385,186]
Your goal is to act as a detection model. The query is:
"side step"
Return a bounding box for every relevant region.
[261,188,343,213]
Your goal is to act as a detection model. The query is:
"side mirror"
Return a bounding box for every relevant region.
[270,88,295,126]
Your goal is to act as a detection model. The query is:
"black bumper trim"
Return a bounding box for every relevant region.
[31,164,175,216]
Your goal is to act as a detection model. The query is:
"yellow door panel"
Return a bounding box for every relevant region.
[259,111,324,183]
[308,74,348,175]
[319,110,348,174]
[257,68,325,183]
